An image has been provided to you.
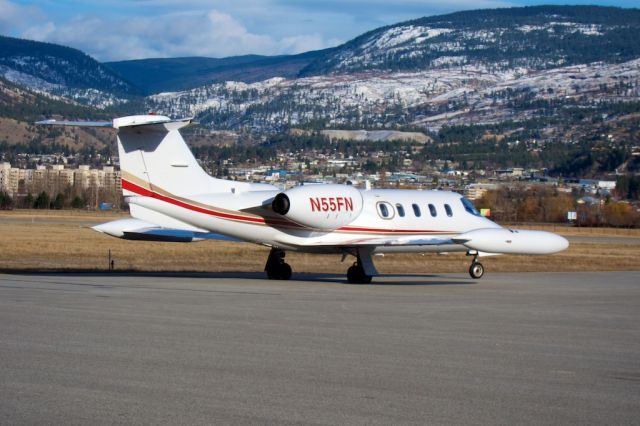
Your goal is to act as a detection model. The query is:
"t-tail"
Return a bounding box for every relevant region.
[36,115,255,242]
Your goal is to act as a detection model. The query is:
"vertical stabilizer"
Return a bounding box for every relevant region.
[36,115,241,198]
[114,115,236,197]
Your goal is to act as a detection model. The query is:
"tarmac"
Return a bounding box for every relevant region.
[0,271,639,425]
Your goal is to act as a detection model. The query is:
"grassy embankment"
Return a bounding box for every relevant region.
[1,210,639,274]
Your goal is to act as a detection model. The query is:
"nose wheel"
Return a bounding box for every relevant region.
[265,248,292,280]
[469,261,484,279]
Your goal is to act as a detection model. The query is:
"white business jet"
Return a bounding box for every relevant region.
[37,115,568,283]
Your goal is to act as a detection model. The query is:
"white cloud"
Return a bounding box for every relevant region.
[0,0,44,34]
[20,8,341,61]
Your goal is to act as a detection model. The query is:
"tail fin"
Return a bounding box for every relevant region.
[38,115,237,197]
[114,115,239,197]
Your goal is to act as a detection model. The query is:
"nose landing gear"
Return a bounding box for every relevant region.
[467,251,484,279]
[469,261,484,279]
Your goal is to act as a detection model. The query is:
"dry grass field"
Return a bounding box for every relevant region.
[1,210,639,274]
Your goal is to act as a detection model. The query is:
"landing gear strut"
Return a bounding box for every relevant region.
[265,248,292,280]
[467,252,484,279]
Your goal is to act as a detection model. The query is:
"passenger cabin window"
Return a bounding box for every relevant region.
[396,203,405,217]
[377,202,395,219]
[412,203,421,217]
[461,197,481,216]
[428,203,437,217]
[444,204,453,217]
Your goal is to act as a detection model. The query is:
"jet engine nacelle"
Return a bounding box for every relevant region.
[271,184,364,230]
[455,228,569,255]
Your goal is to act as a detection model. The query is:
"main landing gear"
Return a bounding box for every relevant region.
[265,248,292,280]
[347,260,372,284]
[467,252,485,279]
[345,249,377,284]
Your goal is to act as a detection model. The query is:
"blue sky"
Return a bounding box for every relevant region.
[1,0,637,61]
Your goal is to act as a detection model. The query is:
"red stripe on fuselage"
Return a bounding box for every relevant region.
[121,178,455,235]
[122,179,266,224]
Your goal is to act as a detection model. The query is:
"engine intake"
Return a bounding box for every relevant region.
[272,193,290,215]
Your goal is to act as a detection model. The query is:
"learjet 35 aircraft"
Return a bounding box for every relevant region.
[37,115,568,283]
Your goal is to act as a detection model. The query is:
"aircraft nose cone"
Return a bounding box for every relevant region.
[530,230,570,254]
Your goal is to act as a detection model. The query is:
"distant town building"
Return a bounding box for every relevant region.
[0,163,121,196]
[464,183,498,200]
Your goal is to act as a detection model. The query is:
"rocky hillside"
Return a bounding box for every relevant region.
[0,78,113,151]
[149,58,640,132]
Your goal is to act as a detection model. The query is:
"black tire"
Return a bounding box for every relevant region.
[469,262,484,279]
[267,262,292,280]
[266,266,278,280]
[347,264,372,284]
[279,263,292,280]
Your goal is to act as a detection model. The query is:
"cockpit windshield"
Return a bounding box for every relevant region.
[461,197,481,216]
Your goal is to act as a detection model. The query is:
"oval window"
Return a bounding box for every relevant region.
[444,204,453,217]
[428,203,437,217]
[412,203,421,217]
[396,203,405,217]
[377,202,395,219]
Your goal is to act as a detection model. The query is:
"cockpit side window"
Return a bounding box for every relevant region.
[461,197,481,216]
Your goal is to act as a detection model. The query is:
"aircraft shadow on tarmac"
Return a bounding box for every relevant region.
[5,270,474,286]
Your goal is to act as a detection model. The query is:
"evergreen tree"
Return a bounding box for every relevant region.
[33,191,50,209]
[53,193,65,210]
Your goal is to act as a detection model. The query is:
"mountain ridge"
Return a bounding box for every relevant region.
[105,50,332,95]
[0,5,638,136]
[299,5,640,76]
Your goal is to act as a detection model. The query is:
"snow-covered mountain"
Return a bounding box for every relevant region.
[144,6,640,132]
[300,6,640,76]
[1,5,639,129]
[0,36,139,108]
[149,59,640,131]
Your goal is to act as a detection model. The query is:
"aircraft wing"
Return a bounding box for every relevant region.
[122,228,241,243]
[93,218,240,243]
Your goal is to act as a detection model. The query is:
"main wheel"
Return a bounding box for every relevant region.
[347,264,372,284]
[278,262,292,280]
[469,262,484,279]
[266,262,292,280]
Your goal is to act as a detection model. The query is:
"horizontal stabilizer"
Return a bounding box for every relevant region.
[35,119,113,127]
[36,115,194,131]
